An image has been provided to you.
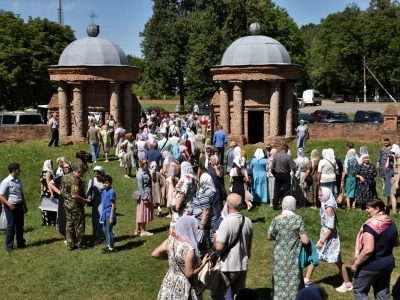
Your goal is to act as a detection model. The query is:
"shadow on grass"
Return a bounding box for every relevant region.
[117,240,145,251]
[150,225,170,234]
[114,234,132,243]
[251,217,266,223]
[254,287,272,300]
[313,268,353,288]
[24,226,36,233]
[28,237,63,247]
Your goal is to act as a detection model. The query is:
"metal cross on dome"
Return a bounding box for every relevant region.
[88,11,98,23]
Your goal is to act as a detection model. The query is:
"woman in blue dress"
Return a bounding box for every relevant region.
[250,148,268,204]
[296,120,308,149]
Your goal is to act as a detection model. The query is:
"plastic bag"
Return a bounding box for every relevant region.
[0,208,7,230]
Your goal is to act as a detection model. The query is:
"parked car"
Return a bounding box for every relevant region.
[0,112,43,126]
[333,94,344,103]
[319,112,351,123]
[353,110,383,123]
[310,109,332,123]
[297,98,305,108]
[298,112,312,124]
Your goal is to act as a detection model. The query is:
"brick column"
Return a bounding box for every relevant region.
[284,81,293,137]
[110,82,121,123]
[219,82,229,134]
[270,81,281,136]
[123,83,133,133]
[233,82,243,135]
[58,83,69,137]
[264,110,270,142]
[72,84,84,138]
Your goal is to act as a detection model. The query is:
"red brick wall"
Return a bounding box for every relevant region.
[308,123,400,143]
[0,125,50,142]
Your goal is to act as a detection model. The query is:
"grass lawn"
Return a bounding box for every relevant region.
[0,139,399,300]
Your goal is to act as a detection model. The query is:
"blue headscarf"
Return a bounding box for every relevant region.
[173,144,180,159]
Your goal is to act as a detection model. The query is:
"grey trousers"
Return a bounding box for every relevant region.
[210,271,247,300]
[353,268,392,300]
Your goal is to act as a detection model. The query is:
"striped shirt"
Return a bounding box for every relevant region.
[192,187,220,229]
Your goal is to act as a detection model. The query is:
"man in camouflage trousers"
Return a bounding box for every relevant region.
[61,165,91,250]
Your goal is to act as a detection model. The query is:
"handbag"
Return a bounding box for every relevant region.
[336,186,345,204]
[198,216,245,290]
[0,206,6,230]
[327,160,340,176]
[305,130,310,140]
[299,237,319,269]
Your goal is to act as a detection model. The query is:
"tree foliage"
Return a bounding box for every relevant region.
[0,11,75,110]
[140,0,306,103]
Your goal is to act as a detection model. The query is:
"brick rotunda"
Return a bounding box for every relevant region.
[47,23,140,140]
[210,23,300,145]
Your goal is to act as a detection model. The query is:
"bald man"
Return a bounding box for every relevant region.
[212,193,253,300]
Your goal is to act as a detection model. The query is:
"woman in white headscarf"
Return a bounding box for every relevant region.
[86,165,105,245]
[305,187,353,293]
[294,148,310,205]
[342,148,359,209]
[230,155,251,210]
[192,173,221,256]
[268,196,310,299]
[40,159,57,226]
[317,149,339,198]
[152,215,211,300]
[250,148,268,204]
[267,148,277,206]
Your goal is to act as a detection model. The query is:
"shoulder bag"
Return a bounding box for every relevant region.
[327,160,340,176]
[299,237,319,268]
[198,216,245,290]
[336,186,345,204]
[305,129,310,141]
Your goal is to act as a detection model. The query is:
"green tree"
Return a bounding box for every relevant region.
[0,11,75,110]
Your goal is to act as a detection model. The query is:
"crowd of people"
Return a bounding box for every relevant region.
[2,109,400,299]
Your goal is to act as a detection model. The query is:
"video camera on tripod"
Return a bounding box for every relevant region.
[75,151,93,166]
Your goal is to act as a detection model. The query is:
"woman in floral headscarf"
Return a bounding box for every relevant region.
[170,162,198,231]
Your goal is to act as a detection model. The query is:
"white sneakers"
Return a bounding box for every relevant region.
[336,283,353,293]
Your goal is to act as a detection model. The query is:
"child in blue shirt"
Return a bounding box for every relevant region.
[101,175,116,253]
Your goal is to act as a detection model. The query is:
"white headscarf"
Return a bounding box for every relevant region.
[282,196,296,215]
[297,148,305,158]
[175,216,200,257]
[199,173,216,192]
[254,148,265,161]
[149,161,157,172]
[42,160,52,172]
[93,165,105,176]
[233,146,242,158]
[180,161,194,178]
[392,144,400,158]
[233,155,244,168]
[320,187,338,210]
[347,149,357,160]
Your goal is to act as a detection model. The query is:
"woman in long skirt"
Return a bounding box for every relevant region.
[136,158,154,236]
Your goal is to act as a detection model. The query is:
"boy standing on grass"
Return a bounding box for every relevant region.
[101,175,116,254]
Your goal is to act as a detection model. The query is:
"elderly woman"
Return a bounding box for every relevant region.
[250,148,268,204]
[54,157,66,177]
[352,198,400,299]
[114,122,126,157]
[136,134,149,163]
[150,161,164,217]
[302,149,319,208]
[267,148,277,206]
[135,158,154,237]
[317,149,339,198]
[162,151,180,179]
[296,120,308,149]
[355,154,377,210]
[305,187,352,293]
[86,166,105,246]
[120,133,135,178]
[192,173,221,256]
[343,149,359,209]
[40,160,57,226]
[152,216,211,300]
[294,148,310,205]
[230,156,251,210]
[268,196,310,299]
[207,155,226,204]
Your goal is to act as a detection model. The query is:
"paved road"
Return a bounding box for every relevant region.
[300,100,400,114]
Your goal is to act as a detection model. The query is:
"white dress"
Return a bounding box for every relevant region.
[318,204,341,263]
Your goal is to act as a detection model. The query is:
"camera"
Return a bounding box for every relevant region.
[76,151,93,164]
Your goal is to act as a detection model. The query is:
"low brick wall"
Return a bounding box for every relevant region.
[308,123,400,143]
[0,125,50,142]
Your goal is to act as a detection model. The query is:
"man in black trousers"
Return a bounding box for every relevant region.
[271,144,296,210]
[48,112,59,147]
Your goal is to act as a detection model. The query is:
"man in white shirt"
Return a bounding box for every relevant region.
[212,193,253,300]
[0,163,28,253]
[48,112,59,147]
